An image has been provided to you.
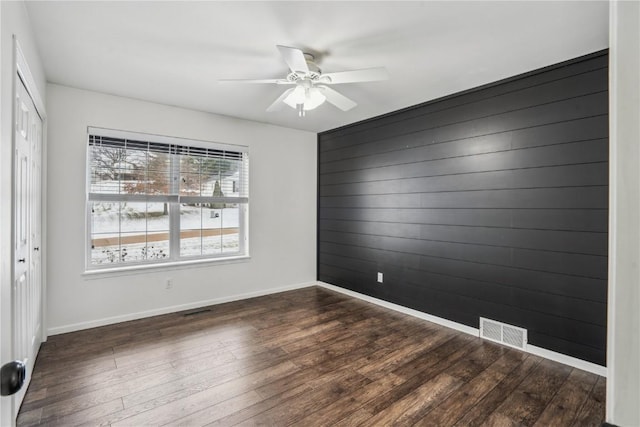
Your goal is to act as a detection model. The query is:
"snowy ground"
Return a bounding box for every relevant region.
[90,202,240,265]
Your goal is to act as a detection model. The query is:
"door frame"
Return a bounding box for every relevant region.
[15,37,47,346]
[0,36,47,425]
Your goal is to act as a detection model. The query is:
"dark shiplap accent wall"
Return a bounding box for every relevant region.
[317,51,608,365]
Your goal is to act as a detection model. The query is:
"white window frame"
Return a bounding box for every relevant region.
[85,127,249,271]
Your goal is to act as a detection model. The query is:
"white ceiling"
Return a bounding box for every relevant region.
[25,1,608,133]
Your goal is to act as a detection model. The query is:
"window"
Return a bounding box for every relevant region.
[86,128,249,270]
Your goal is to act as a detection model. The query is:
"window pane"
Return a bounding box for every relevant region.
[90,202,120,265]
[146,202,170,231]
[120,202,147,233]
[180,173,201,196]
[146,152,171,195]
[90,167,122,194]
[146,202,170,260]
[120,149,147,194]
[180,156,200,196]
[202,205,222,256]
[90,146,124,193]
[221,205,240,254]
[180,204,202,256]
[201,158,241,197]
[121,202,170,262]
[145,238,170,261]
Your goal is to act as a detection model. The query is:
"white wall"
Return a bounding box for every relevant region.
[607,1,640,425]
[45,84,317,333]
[0,2,46,425]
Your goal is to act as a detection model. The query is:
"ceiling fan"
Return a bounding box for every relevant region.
[219,45,388,117]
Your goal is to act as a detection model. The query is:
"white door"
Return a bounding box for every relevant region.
[13,75,43,414]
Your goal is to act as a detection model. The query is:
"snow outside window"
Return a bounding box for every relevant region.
[86,129,249,270]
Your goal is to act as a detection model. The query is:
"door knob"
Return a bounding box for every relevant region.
[34,247,39,251]
[1,360,26,396]
[18,258,25,263]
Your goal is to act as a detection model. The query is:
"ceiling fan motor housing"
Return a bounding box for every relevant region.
[287,53,321,82]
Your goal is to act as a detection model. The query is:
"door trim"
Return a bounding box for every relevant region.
[15,39,46,122]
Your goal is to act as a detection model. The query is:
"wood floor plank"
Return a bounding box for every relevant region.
[453,354,543,427]
[112,360,300,426]
[364,335,480,416]
[480,411,527,427]
[234,368,371,427]
[45,398,124,427]
[533,368,598,426]
[355,330,451,380]
[364,372,464,426]
[18,286,605,427]
[423,349,528,426]
[332,408,376,427]
[205,384,313,426]
[113,337,236,368]
[29,356,118,390]
[571,375,606,427]
[36,362,189,424]
[492,358,574,426]
[297,373,405,426]
[170,390,264,427]
[20,360,174,412]
[14,408,41,427]
[443,340,507,382]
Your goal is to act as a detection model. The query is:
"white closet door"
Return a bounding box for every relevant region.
[13,76,43,414]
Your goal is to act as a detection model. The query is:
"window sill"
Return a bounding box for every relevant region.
[82,255,251,280]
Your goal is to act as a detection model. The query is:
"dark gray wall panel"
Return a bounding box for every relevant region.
[321,53,607,147]
[320,253,605,326]
[317,50,609,365]
[321,115,608,163]
[319,207,608,232]
[320,139,607,185]
[318,242,607,302]
[321,186,607,209]
[320,91,607,154]
[320,162,608,196]
[319,220,607,255]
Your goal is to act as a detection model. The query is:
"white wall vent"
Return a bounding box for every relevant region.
[480,317,527,350]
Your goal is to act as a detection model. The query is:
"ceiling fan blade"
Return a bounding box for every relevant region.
[276,45,309,75]
[318,85,357,111]
[321,67,388,84]
[219,78,292,84]
[266,88,295,112]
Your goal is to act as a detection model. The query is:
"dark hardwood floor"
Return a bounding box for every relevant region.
[17,286,605,426]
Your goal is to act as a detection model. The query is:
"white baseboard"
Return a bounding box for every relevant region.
[317,282,479,336]
[526,344,607,377]
[47,281,315,336]
[317,281,607,377]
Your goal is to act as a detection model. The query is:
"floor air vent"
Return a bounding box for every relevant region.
[480,317,527,350]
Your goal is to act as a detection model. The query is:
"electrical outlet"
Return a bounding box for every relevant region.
[377,272,383,283]
[166,278,173,290]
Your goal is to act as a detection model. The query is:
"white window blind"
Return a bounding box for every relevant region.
[86,129,249,269]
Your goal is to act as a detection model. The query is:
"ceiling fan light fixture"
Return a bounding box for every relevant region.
[284,85,306,107]
[283,85,326,112]
[303,87,326,110]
